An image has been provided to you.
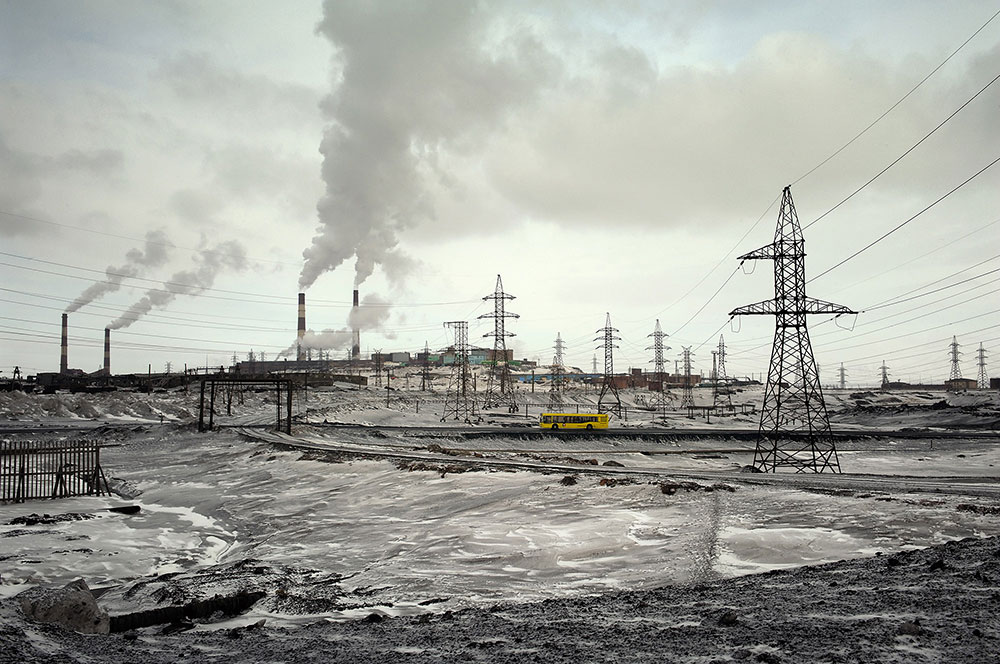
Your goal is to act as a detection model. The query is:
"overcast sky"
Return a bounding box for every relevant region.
[1,0,998,386]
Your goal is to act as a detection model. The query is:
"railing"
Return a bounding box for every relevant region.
[0,440,109,502]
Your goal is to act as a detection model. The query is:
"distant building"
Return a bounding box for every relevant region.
[945,378,977,391]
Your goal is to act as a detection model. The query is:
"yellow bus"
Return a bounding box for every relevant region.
[539,413,610,430]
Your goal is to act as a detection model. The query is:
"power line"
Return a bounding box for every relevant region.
[791,7,1000,186]
[803,70,1000,231]
[809,154,1000,283]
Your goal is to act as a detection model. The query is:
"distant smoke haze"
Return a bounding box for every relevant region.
[281,292,394,357]
[107,241,247,329]
[65,230,172,313]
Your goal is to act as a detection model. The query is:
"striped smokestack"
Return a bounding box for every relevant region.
[351,289,360,360]
[297,292,306,361]
[60,313,68,374]
[104,328,111,375]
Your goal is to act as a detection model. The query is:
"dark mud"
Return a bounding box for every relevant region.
[2,535,997,663]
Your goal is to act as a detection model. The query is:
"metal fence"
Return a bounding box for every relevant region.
[0,440,109,502]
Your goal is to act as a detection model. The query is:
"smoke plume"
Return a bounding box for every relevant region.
[348,292,392,331]
[107,240,247,329]
[298,1,557,290]
[66,230,172,313]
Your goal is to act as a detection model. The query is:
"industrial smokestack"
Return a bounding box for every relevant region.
[104,328,111,376]
[297,292,306,361]
[60,313,68,374]
[351,289,360,360]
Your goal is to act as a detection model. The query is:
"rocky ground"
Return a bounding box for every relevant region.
[1,535,998,663]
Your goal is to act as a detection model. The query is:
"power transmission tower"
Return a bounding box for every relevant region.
[595,313,622,417]
[880,361,890,389]
[977,343,989,389]
[949,336,963,380]
[549,332,565,407]
[729,186,856,473]
[647,319,670,410]
[838,363,847,390]
[679,347,694,410]
[420,341,432,392]
[713,335,733,410]
[479,275,519,412]
[442,322,477,422]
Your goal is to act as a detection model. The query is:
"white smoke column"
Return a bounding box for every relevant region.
[108,241,247,329]
[299,1,557,290]
[278,328,354,358]
[347,292,392,331]
[65,230,172,313]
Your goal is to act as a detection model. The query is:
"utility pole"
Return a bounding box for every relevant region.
[949,336,963,380]
[479,275,519,412]
[977,343,989,390]
[880,361,890,390]
[442,321,477,422]
[729,186,855,473]
[595,313,622,417]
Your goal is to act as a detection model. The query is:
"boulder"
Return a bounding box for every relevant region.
[20,579,110,634]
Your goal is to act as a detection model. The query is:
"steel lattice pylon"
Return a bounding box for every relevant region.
[729,186,856,473]
[949,336,963,380]
[838,363,847,390]
[976,343,988,389]
[420,340,432,392]
[712,335,733,410]
[647,319,670,411]
[549,332,566,407]
[441,321,478,422]
[595,313,622,417]
[880,361,890,389]
[480,275,519,412]
[679,347,694,410]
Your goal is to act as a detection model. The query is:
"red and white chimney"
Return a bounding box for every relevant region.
[297,292,306,361]
[104,328,111,375]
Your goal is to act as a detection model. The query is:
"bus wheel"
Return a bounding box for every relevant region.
[586,424,593,429]
[551,424,558,430]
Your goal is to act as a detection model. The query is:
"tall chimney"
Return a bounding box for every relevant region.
[104,328,111,375]
[351,289,361,360]
[297,292,306,361]
[60,313,68,374]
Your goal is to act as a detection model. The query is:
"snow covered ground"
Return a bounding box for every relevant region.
[2,386,999,635]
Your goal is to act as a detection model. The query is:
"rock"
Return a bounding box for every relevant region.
[928,559,947,572]
[898,621,923,636]
[160,619,195,635]
[361,612,384,624]
[560,475,578,486]
[718,610,739,626]
[20,578,110,634]
[602,460,625,467]
[756,653,781,663]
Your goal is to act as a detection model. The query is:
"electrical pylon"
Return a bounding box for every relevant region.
[549,333,565,407]
[679,347,694,410]
[977,343,989,389]
[838,363,847,390]
[373,349,384,387]
[420,341,432,391]
[880,361,890,389]
[729,186,856,474]
[647,319,670,409]
[949,336,963,380]
[479,275,519,412]
[442,321,477,422]
[595,313,622,417]
[713,335,732,410]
